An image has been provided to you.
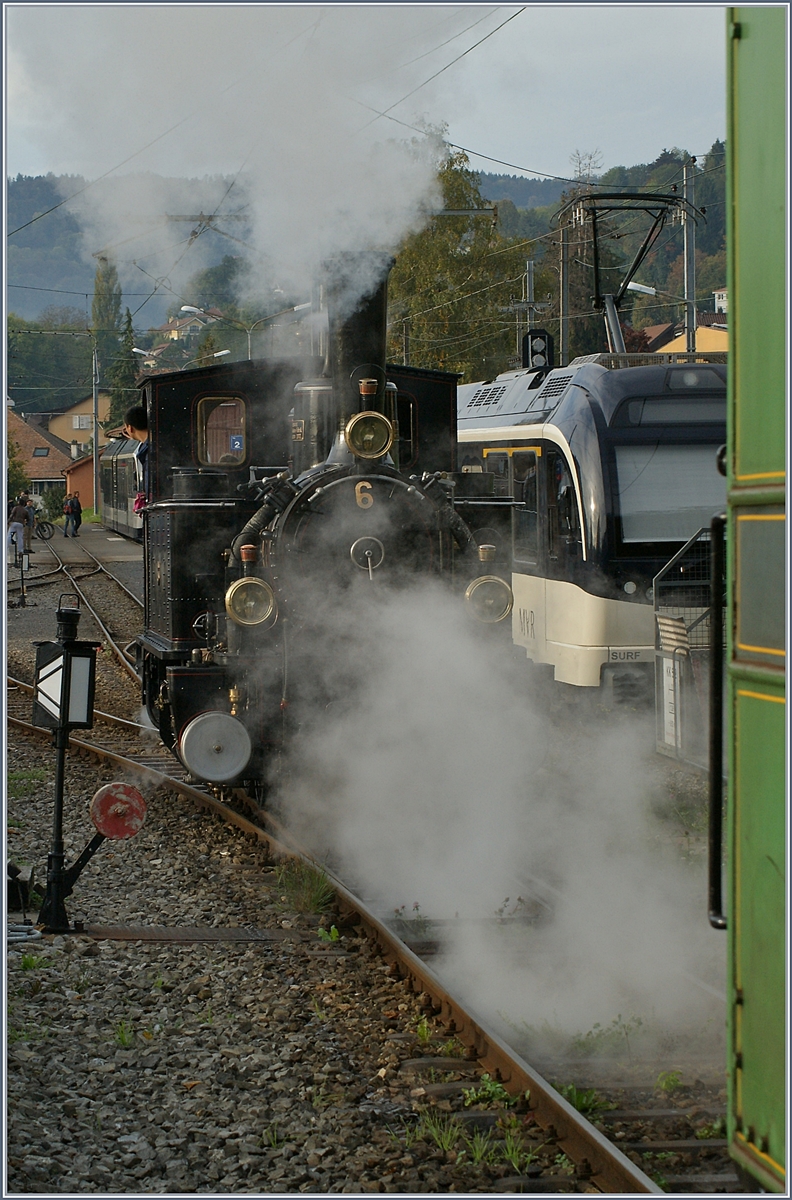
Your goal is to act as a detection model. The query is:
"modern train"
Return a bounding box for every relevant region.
[100,436,144,540]
[716,7,786,1190]
[456,355,727,702]
[132,256,490,798]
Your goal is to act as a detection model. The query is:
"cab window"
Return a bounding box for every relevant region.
[197,397,246,466]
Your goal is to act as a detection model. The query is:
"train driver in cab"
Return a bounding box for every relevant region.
[123,404,149,500]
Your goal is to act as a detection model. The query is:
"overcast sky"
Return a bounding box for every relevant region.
[7,4,727,183]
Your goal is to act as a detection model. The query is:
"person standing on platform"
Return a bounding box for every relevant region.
[63,493,77,538]
[24,500,36,552]
[71,493,83,537]
[7,500,28,557]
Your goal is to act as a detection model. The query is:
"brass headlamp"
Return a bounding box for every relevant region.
[345,410,394,460]
[464,575,514,623]
[225,577,277,627]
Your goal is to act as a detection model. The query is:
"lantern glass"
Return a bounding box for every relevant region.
[68,654,93,725]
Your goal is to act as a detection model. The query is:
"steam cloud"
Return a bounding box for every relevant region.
[279,579,725,1063]
[7,6,486,314]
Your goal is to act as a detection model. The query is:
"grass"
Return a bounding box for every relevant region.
[462,1127,497,1166]
[20,952,46,972]
[503,1011,646,1063]
[555,1083,615,1116]
[275,859,334,914]
[415,1015,433,1045]
[696,1117,726,1139]
[262,1124,282,1149]
[393,902,431,936]
[7,769,48,800]
[568,1014,644,1061]
[416,1108,463,1153]
[114,1020,135,1048]
[502,1128,539,1173]
[463,1073,513,1108]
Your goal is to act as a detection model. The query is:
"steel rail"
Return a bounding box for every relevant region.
[7,705,659,1194]
[8,677,147,732]
[68,542,144,608]
[35,543,142,683]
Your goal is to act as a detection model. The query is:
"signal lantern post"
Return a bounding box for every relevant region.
[32,595,147,933]
[522,328,555,371]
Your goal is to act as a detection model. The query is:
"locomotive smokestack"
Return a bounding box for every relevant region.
[325,252,393,426]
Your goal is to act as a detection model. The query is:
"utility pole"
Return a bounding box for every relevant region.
[511,260,546,359]
[684,158,697,353]
[402,320,410,366]
[92,347,100,518]
[560,226,570,366]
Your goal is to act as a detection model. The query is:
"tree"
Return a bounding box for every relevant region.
[107,309,139,427]
[7,310,93,412]
[40,486,67,522]
[195,329,220,366]
[387,147,553,381]
[91,256,122,386]
[7,438,30,499]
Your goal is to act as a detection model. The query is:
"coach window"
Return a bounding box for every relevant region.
[197,396,246,466]
[483,451,510,496]
[512,450,539,564]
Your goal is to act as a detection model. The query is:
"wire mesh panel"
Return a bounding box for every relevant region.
[653,527,725,770]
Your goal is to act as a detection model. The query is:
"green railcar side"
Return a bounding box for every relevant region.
[725,7,787,1191]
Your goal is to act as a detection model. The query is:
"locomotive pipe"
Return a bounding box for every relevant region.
[325,252,393,425]
[229,473,297,562]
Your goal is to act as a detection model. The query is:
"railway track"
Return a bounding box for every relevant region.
[7,679,744,1193]
[8,535,143,681]
[7,535,742,1193]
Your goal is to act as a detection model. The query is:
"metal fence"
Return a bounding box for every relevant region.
[653,526,725,771]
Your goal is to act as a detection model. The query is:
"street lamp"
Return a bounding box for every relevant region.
[183,348,231,369]
[180,303,310,359]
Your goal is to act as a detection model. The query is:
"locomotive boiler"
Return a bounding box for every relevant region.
[136,256,497,795]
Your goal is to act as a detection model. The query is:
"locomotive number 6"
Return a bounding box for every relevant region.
[355,481,374,509]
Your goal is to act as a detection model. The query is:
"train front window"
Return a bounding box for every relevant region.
[197,396,246,466]
[614,443,725,542]
[621,397,725,425]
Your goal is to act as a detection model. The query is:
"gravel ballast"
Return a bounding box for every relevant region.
[6,724,558,1195]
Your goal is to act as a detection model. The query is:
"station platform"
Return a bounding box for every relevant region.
[46,522,143,565]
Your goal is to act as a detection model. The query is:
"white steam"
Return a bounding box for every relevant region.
[280,581,725,1061]
[7,6,480,311]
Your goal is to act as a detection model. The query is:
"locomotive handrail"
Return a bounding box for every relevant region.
[707,512,727,930]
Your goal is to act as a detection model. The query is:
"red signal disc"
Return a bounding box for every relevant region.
[90,783,147,840]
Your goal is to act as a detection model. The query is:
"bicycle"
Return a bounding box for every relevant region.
[34,517,55,540]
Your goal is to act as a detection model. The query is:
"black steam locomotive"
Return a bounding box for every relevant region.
[136,257,506,795]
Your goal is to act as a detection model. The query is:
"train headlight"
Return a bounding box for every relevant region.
[225,577,276,627]
[345,411,393,460]
[464,575,514,623]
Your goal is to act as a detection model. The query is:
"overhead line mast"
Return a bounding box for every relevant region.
[553,190,704,354]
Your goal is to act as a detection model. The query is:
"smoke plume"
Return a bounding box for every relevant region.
[279,578,726,1064]
[7,6,480,315]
